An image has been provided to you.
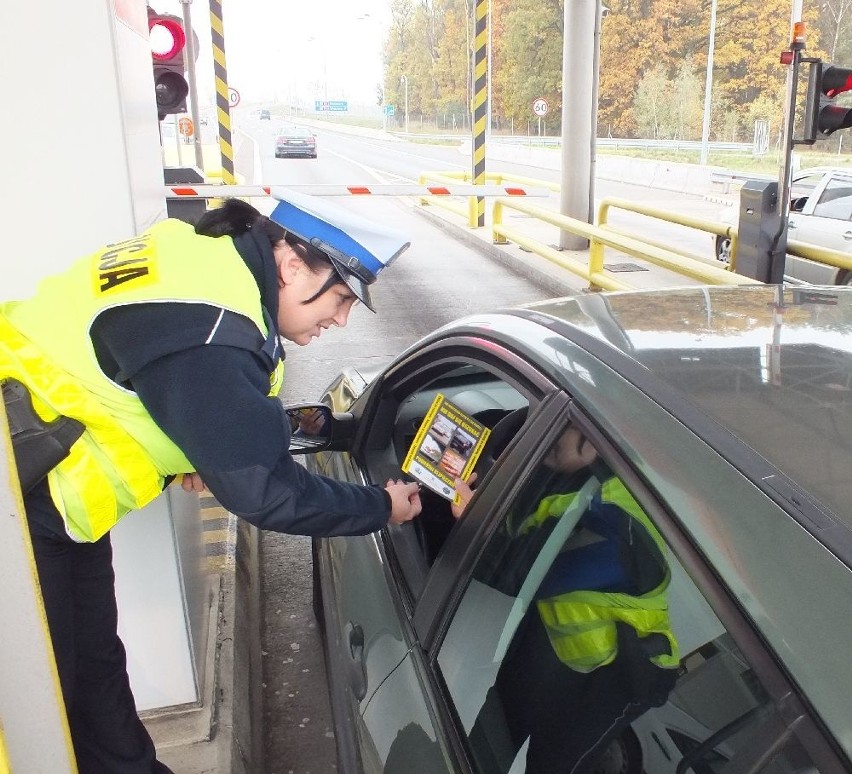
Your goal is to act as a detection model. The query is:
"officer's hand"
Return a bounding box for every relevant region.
[451,472,477,520]
[298,408,327,436]
[181,472,207,493]
[385,480,422,525]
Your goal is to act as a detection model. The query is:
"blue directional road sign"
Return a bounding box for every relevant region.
[314,100,348,112]
[384,104,395,116]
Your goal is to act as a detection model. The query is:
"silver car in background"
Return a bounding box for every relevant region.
[716,166,852,285]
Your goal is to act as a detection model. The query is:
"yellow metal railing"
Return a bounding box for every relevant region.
[492,198,753,291]
[595,197,744,279]
[787,238,852,276]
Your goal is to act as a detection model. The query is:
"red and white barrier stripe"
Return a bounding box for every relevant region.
[164,184,552,199]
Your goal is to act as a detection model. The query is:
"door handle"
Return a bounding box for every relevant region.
[843,231,852,241]
[344,621,368,701]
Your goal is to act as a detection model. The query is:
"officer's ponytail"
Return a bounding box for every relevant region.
[195,199,286,246]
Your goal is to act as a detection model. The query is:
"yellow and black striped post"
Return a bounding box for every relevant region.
[209,0,236,185]
[471,0,488,227]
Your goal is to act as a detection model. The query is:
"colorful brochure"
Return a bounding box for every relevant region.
[401,393,491,504]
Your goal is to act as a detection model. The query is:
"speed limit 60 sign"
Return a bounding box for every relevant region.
[532,97,549,117]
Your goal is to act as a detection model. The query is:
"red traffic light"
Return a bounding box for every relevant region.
[818,64,852,136]
[821,65,852,98]
[149,15,186,62]
[803,61,852,140]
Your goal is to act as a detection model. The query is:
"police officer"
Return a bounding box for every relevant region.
[0,190,422,773]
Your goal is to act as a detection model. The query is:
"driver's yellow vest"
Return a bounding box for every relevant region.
[0,219,284,542]
[522,478,679,673]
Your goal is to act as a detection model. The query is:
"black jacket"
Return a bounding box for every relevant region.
[88,227,390,537]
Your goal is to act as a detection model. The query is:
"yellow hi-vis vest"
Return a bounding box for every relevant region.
[0,219,284,543]
[522,478,679,673]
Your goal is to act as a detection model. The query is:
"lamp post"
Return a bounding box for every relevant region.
[699,0,718,165]
[400,74,409,133]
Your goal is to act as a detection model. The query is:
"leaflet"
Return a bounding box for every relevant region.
[401,393,491,504]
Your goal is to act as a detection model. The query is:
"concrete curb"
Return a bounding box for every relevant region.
[228,518,264,773]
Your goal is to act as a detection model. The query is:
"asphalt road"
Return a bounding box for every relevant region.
[257,194,562,774]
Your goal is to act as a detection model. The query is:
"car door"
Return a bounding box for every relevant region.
[408,402,848,774]
[794,170,852,245]
[789,170,852,284]
[317,337,847,773]
[315,335,558,773]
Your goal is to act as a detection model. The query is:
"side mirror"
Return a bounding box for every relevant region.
[284,403,355,454]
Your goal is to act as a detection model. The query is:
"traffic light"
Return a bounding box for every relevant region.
[804,62,852,139]
[149,10,189,120]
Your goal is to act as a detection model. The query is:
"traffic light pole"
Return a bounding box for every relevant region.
[180,0,204,170]
[777,41,803,229]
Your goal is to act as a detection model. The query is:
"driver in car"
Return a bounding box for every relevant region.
[452,424,679,773]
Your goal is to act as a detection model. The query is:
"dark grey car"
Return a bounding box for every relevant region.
[303,284,852,774]
[274,125,317,158]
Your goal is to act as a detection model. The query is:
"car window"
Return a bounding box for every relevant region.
[435,420,835,773]
[279,127,311,138]
[397,367,528,558]
[811,177,852,221]
[377,359,539,598]
[789,172,826,212]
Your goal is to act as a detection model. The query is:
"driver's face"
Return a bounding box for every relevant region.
[543,426,597,474]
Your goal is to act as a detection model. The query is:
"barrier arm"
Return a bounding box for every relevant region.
[419,172,478,227]
[0,401,77,773]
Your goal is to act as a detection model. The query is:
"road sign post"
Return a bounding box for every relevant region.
[532,97,549,118]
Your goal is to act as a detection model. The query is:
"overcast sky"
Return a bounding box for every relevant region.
[155,0,389,107]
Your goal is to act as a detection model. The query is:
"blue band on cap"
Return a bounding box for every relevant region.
[270,200,384,280]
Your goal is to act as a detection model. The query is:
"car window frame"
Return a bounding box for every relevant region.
[791,170,829,214]
[413,399,849,773]
[349,334,559,607]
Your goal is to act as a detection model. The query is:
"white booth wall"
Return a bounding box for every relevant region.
[1,0,207,711]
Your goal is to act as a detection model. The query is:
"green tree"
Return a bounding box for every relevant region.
[634,64,670,138]
[494,0,563,129]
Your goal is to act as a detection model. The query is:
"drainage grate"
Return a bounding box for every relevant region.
[604,262,650,273]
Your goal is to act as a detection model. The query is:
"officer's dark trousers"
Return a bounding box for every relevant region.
[25,481,172,774]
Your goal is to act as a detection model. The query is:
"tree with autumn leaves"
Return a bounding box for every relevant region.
[381,0,845,141]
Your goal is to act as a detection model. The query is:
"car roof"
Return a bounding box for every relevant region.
[526,286,851,519]
[441,286,852,543]
[794,165,852,179]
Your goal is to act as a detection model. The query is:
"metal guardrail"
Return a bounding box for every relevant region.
[419,169,751,290]
[595,197,749,284]
[396,133,754,153]
[787,239,852,275]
